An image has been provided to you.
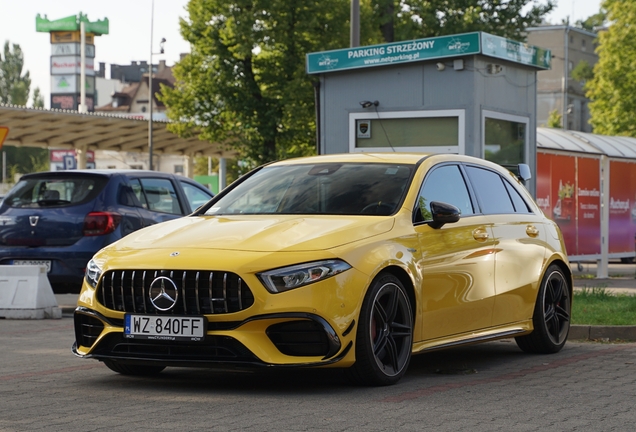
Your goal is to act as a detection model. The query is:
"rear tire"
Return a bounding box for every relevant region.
[347,273,413,386]
[103,360,165,376]
[515,264,571,354]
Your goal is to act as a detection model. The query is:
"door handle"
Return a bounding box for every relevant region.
[472,228,489,241]
[526,225,539,237]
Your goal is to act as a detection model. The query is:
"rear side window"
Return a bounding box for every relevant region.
[3,176,108,208]
[465,166,515,214]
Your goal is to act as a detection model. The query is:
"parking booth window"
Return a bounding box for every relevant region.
[350,110,465,154]
[482,110,529,166]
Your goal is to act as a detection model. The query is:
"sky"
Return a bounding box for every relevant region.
[0,0,603,109]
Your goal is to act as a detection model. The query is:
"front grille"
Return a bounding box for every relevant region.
[97,270,254,315]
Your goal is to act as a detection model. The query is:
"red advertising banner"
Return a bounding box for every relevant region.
[536,152,601,257]
[609,160,636,254]
[577,157,601,255]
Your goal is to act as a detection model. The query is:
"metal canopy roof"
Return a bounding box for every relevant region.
[0,105,235,158]
[538,127,636,159]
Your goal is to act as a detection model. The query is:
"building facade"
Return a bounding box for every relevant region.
[526,26,599,132]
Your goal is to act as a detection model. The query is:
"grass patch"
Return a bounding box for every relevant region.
[573,287,636,325]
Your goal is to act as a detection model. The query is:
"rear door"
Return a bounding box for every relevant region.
[463,165,548,326]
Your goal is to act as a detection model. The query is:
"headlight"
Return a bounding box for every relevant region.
[257,259,351,293]
[85,259,103,288]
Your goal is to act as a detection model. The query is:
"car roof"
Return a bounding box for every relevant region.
[19,169,182,179]
[268,152,508,169]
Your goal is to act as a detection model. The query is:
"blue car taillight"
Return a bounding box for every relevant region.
[83,212,122,236]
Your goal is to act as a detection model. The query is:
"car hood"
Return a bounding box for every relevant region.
[112,215,395,252]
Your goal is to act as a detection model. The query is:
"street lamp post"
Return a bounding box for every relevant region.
[148,0,165,171]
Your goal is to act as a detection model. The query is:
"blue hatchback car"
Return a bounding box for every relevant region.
[0,170,214,293]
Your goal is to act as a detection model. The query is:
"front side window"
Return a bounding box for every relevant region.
[205,163,413,216]
[417,165,474,220]
[181,181,213,212]
[140,178,182,215]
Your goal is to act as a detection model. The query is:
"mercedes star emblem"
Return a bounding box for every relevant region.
[149,276,179,311]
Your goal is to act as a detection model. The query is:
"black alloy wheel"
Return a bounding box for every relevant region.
[516,264,571,354]
[347,273,413,386]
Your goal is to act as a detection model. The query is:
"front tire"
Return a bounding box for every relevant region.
[347,273,413,386]
[516,264,571,354]
[103,360,166,376]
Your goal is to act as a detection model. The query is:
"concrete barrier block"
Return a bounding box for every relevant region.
[0,265,62,319]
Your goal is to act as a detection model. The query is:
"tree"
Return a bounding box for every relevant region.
[575,11,607,31]
[587,0,636,136]
[546,109,562,128]
[371,0,555,43]
[1,41,48,180]
[0,41,31,106]
[160,0,351,167]
[32,87,44,108]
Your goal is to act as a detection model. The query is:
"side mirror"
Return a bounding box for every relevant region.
[428,201,461,229]
[517,164,532,185]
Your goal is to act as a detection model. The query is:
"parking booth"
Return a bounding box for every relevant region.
[306,31,551,195]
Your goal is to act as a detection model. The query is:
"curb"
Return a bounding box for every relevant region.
[569,325,636,342]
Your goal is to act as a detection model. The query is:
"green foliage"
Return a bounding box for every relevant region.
[31,87,44,108]
[160,0,351,168]
[0,41,31,106]
[587,0,636,136]
[372,0,555,43]
[571,60,594,84]
[575,11,607,31]
[573,288,636,325]
[546,109,562,128]
[2,146,49,181]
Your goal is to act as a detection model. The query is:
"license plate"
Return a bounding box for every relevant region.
[12,260,51,273]
[124,315,205,342]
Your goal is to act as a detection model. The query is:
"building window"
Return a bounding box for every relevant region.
[174,165,184,174]
[482,110,529,166]
[130,164,143,170]
[349,109,465,154]
[582,39,587,51]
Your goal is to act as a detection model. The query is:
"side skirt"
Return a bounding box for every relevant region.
[412,321,533,354]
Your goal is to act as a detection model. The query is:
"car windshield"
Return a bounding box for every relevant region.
[205,162,413,216]
[4,175,108,208]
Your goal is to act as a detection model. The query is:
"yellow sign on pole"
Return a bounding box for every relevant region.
[0,126,8,150]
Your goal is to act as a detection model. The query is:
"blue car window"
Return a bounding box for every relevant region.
[4,176,107,208]
[129,179,149,209]
[140,178,182,215]
[180,181,213,212]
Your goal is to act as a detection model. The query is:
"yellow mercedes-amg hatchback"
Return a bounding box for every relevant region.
[73,153,571,386]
